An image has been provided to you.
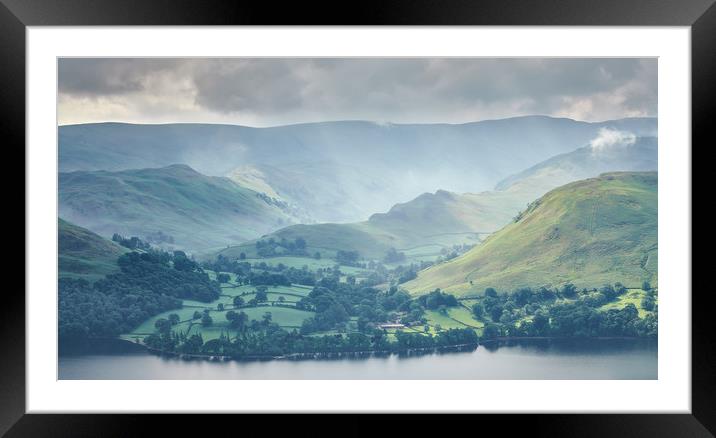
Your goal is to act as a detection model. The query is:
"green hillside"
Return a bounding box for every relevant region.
[403,172,657,295]
[59,117,657,223]
[214,188,527,262]
[58,218,127,281]
[215,136,657,264]
[59,164,302,251]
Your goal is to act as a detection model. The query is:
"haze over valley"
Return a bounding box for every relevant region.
[57,58,659,374]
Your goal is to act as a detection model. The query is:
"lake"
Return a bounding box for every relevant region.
[58,339,657,379]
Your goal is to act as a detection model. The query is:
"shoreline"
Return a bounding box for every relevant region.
[60,336,656,363]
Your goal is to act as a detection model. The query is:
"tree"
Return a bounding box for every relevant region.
[193,311,202,320]
[482,323,501,340]
[642,295,656,311]
[642,281,652,292]
[201,313,213,326]
[233,296,245,308]
[255,286,268,302]
[471,303,484,319]
[154,318,171,333]
[383,248,406,264]
[216,273,230,283]
[485,288,498,298]
[239,252,246,260]
[314,251,321,260]
[562,283,577,298]
[168,313,180,326]
[278,296,286,303]
[217,303,224,311]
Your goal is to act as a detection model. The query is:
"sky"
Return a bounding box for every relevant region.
[58,58,657,126]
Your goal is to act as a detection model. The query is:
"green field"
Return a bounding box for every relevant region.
[125,295,316,341]
[599,289,656,318]
[405,172,658,296]
[424,307,484,332]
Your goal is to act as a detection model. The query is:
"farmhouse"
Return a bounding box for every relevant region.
[377,323,406,329]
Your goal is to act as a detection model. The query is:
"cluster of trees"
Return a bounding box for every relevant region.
[59,251,221,343]
[204,256,322,286]
[144,230,175,245]
[436,244,475,263]
[470,283,657,339]
[59,277,181,341]
[297,278,417,334]
[145,319,479,358]
[481,303,657,339]
[255,237,308,258]
[335,250,360,266]
[111,234,151,250]
[383,248,406,264]
[417,289,459,309]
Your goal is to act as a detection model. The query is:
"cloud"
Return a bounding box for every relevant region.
[58,58,657,125]
[589,128,637,152]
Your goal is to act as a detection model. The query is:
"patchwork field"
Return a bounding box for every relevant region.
[124,272,318,341]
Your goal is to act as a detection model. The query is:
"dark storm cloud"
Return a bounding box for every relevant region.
[57,58,657,125]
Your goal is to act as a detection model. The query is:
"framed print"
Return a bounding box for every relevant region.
[5,0,713,435]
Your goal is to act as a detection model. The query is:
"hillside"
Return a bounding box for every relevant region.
[215,134,657,263]
[496,136,657,195]
[59,116,656,222]
[214,187,529,261]
[58,218,127,281]
[59,164,302,251]
[403,172,658,295]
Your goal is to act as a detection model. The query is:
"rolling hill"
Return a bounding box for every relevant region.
[59,116,656,222]
[403,172,658,295]
[59,164,303,251]
[58,218,128,281]
[215,135,657,263]
[214,188,527,262]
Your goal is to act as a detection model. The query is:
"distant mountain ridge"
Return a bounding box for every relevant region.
[495,136,657,193]
[59,164,303,251]
[59,116,657,222]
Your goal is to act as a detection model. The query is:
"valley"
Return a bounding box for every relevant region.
[57,118,659,362]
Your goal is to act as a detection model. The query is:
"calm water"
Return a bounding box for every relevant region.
[59,339,657,380]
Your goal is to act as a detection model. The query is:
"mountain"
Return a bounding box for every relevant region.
[403,172,658,295]
[59,164,302,251]
[58,218,127,281]
[215,187,528,261]
[495,136,657,194]
[59,116,657,223]
[215,133,658,263]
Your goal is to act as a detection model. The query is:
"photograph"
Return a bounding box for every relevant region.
[56,57,659,380]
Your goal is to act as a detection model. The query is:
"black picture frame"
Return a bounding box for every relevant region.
[4,0,711,435]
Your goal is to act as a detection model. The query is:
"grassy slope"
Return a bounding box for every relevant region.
[214,139,657,264]
[215,188,526,261]
[404,172,658,296]
[58,218,127,281]
[59,164,299,251]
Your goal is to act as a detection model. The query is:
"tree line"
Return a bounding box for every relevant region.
[59,250,220,344]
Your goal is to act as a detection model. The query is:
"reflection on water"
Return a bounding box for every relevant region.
[59,339,656,380]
